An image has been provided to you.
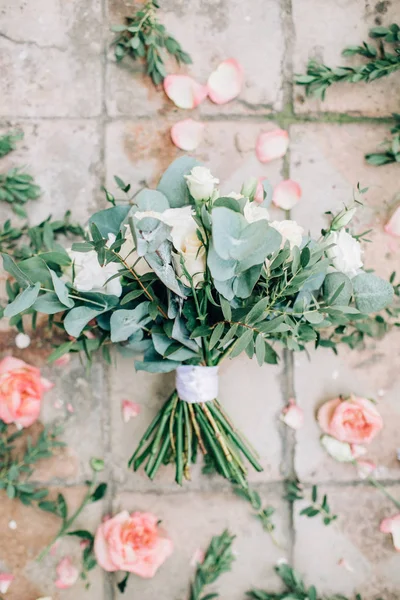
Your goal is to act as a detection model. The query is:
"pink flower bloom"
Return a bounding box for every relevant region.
[55,556,79,589]
[94,510,173,578]
[171,119,205,151]
[256,129,289,163]
[281,399,304,430]
[380,514,400,551]
[0,573,14,594]
[384,205,400,237]
[0,356,53,428]
[317,395,383,445]
[163,75,207,109]
[122,400,141,423]
[273,180,302,210]
[54,354,71,367]
[207,58,243,104]
[356,459,376,479]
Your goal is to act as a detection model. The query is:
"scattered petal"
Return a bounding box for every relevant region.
[54,354,71,367]
[320,435,354,462]
[207,58,243,104]
[50,540,60,556]
[350,444,367,459]
[164,75,208,109]
[53,399,63,409]
[377,388,386,398]
[281,399,304,430]
[66,403,74,414]
[384,205,400,237]
[122,400,141,423]
[80,539,90,550]
[332,370,339,380]
[171,119,205,151]
[190,548,205,567]
[338,558,354,572]
[380,514,400,551]
[356,459,376,479]
[55,557,79,589]
[0,573,14,594]
[256,129,289,163]
[8,520,17,530]
[273,180,302,210]
[15,333,31,349]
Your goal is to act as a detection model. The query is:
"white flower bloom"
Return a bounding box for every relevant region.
[270,220,304,249]
[15,333,31,349]
[184,166,219,201]
[66,233,122,297]
[325,229,363,278]
[243,200,270,223]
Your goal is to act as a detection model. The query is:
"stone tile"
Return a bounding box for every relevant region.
[292,0,400,116]
[294,345,400,483]
[290,122,400,278]
[105,119,285,207]
[112,486,289,599]
[106,0,284,117]
[109,352,285,491]
[293,484,400,599]
[0,487,106,600]
[0,0,103,117]
[0,120,101,225]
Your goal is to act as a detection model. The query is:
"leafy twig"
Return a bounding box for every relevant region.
[233,485,278,544]
[111,0,192,85]
[189,530,236,600]
[0,168,41,217]
[286,481,338,526]
[0,131,23,158]
[365,114,400,166]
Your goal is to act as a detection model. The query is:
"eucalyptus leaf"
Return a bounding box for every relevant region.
[110,303,151,342]
[50,270,74,308]
[64,306,105,338]
[4,282,41,317]
[323,272,352,306]
[353,272,394,313]
[157,156,200,208]
[33,292,67,314]
[89,205,130,237]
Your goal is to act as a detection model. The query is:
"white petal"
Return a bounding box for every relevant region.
[207,59,243,104]
[171,119,205,151]
[256,129,289,163]
[164,75,208,109]
[273,180,302,210]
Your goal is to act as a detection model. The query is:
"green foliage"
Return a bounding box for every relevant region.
[365,114,400,166]
[189,530,236,600]
[286,481,338,526]
[296,23,400,99]
[233,485,277,541]
[0,130,23,158]
[111,0,192,86]
[0,168,41,217]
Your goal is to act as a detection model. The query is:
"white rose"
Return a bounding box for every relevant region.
[243,200,270,223]
[325,229,363,278]
[270,220,304,249]
[184,166,219,201]
[120,224,153,276]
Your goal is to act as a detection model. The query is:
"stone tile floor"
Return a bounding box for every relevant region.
[0,0,399,598]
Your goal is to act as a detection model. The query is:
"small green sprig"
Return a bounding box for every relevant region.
[365,114,400,166]
[0,167,41,217]
[296,23,400,99]
[37,457,107,561]
[0,131,23,158]
[111,0,192,86]
[233,485,277,543]
[189,530,236,600]
[285,481,338,526]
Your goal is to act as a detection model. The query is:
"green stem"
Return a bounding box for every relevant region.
[366,475,400,511]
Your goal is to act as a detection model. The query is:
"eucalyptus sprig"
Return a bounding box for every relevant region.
[233,485,277,543]
[0,168,41,218]
[296,23,400,99]
[189,530,236,600]
[0,131,23,158]
[111,0,192,86]
[286,481,338,526]
[37,457,107,561]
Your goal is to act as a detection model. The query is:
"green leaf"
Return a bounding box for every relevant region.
[67,529,94,541]
[209,322,225,350]
[323,272,353,306]
[89,205,130,237]
[2,253,31,286]
[220,296,232,321]
[4,282,41,317]
[245,296,270,325]
[50,269,74,308]
[91,482,108,502]
[157,156,200,208]
[64,306,105,338]
[33,292,67,314]
[230,328,253,358]
[110,303,151,342]
[353,272,394,313]
[255,334,265,366]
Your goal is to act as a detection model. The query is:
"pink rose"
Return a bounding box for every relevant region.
[0,356,53,428]
[94,511,173,578]
[318,395,383,445]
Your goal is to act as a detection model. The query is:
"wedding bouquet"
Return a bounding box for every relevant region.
[1,157,395,487]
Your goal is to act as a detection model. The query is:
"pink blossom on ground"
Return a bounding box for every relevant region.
[317,395,383,445]
[122,400,141,423]
[54,354,71,367]
[207,59,243,104]
[190,548,205,567]
[163,75,207,109]
[66,403,74,413]
[94,510,173,578]
[281,399,304,430]
[356,459,376,479]
[256,129,289,163]
[55,557,79,589]
[384,205,400,237]
[273,180,302,210]
[0,573,14,594]
[380,514,400,551]
[171,119,205,151]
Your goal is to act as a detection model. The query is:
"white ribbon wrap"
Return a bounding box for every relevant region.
[176,365,219,404]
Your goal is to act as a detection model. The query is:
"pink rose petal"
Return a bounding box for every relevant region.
[273,180,302,210]
[122,400,141,423]
[54,354,71,367]
[67,403,74,413]
[164,75,208,109]
[254,178,267,204]
[356,459,376,479]
[0,573,14,594]
[380,513,400,551]
[55,557,79,589]
[384,205,400,237]
[281,399,304,430]
[171,119,205,151]
[207,58,243,104]
[256,129,289,163]
[190,548,205,567]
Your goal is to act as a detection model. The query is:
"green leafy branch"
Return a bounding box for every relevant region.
[189,530,236,600]
[365,113,400,166]
[233,485,278,543]
[286,481,338,526]
[0,130,23,158]
[111,0,192,86]
[295,23,400,100]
